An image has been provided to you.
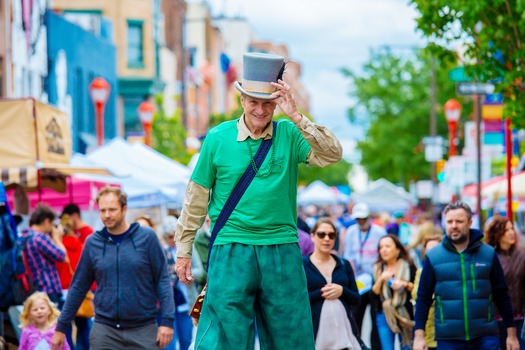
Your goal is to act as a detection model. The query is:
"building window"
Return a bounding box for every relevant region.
[127,20,144,68]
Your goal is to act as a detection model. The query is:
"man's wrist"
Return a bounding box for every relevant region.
[414,329,425,338]
[507,327,517,336]
[291,113,303,124]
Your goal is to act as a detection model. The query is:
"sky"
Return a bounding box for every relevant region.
[204,0,425,161]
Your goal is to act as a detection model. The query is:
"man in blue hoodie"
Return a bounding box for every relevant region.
[414,201,519,350]
[51,186,175,349]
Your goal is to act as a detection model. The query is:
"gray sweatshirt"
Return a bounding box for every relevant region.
[56,223,175,332]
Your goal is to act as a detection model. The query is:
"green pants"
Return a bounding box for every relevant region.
[194,243,315,350]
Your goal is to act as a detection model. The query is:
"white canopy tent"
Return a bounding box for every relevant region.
[481,171,525,198]
[298,180,349,206]
[72,138,191,208]
[351,178,417,213]
[71,154,166,209]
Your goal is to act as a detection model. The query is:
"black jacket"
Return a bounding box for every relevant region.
[303,254,360,338]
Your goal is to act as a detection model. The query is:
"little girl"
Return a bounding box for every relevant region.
[19,291,71,350]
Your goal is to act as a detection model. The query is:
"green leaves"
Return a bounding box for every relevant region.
[342,49,460,188]
[151,94,193,165]
[410,0,525,128]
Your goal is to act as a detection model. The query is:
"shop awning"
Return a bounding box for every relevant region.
[1,164,111,192]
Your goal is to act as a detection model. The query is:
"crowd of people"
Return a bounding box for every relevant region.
[3,196,525,350]
[1,51,524,350]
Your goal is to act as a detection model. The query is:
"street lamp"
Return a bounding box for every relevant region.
[138,100,156,147]
[444,99,462,156]
[88,77,111,146]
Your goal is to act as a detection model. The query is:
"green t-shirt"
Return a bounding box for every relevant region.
[191,118,311,246]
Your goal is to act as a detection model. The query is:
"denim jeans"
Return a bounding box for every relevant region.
[174,310,193,350]
[375,312,410,350]
[437,335,500,350]
[65,317,92,350]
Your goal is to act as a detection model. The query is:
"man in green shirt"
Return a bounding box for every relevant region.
[175,52,343,349]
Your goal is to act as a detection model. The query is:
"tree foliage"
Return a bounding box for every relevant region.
[298,160,351,187]
[151,94,193,165]
[342,49,464,188]
[409,0,525,128]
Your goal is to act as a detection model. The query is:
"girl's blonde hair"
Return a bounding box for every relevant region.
[19,292,60,328]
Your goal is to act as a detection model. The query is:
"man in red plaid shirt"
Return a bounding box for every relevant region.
[18,204,68,305]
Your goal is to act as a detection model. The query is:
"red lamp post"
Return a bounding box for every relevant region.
[88,77,111,146]
[444,99,462,156]
[138,100,156,147]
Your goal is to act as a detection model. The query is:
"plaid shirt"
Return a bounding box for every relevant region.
[19,228,66,295]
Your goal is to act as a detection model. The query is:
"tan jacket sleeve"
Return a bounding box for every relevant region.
[175,180,210,258]
[294,116,343,167]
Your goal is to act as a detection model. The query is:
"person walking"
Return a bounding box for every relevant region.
[371,234,415,350]
[19,204,68,306]
[160,216,197,350]
[411,236,442,350]
[414,201,519,350]
[51,186,175,350]
[484,216,525,349]
[303,218,362,350]
[343,202,386,350]
[174,52,343,349]
[55,214,92,350]
[19,291,71,350]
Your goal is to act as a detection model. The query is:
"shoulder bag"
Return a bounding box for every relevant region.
[67,261,95,318]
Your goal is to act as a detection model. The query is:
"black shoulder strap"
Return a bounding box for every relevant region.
[207,121,277,266]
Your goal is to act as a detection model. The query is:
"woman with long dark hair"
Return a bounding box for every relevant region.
[484,216,525,349]
[303,217,363,349]
[372,234,415,350]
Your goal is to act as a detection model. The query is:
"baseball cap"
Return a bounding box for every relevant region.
[351,202,370,219]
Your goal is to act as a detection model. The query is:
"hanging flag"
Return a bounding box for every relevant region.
[220,53,230,73]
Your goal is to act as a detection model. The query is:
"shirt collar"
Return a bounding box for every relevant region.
[237,114,274,141]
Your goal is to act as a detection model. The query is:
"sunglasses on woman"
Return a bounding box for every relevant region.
[315,231,336,240]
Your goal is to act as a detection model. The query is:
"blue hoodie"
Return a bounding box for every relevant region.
[57,223,175,332]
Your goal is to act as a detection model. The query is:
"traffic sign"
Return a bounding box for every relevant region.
[423,136,445,162]
[457,82,495,95]
[422,136,444,145]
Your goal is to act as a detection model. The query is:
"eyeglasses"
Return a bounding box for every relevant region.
[315,231,336,240]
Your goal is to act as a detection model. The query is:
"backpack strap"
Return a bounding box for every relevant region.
[16,233,33,292]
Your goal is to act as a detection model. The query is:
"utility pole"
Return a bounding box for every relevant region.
[430,57,437,209]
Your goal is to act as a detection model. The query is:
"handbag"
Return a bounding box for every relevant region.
[67,261,95,318]
[190,121,277,322]
[76,291,95,318]
[189,284,207,319]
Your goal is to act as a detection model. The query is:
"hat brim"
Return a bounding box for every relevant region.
[234,81,277,100]
[351,212,369,219]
